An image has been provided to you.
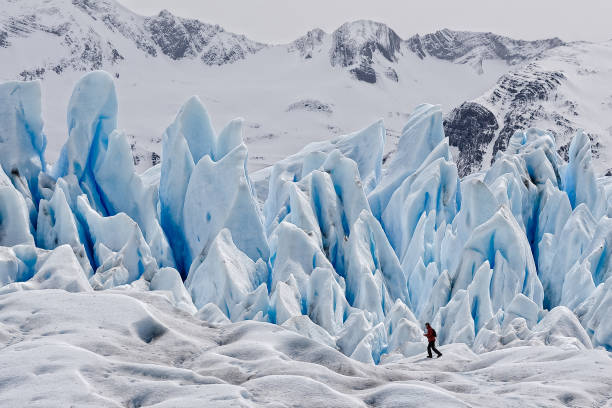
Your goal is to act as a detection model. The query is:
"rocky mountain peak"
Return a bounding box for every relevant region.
[329,20,402,83]
[444,62,571,177]
[145,10,202,60]
[144,9,265,64]
[2,0,567,83]
[330,20,402,66]
[407,29,565,66]
[0,0,269,80]
[289,28,327,58]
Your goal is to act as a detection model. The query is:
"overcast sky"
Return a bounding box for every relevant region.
[117,0,612,44]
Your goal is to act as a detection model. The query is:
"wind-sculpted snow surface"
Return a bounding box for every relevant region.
[2,290,611,407]
[0,71,611,399]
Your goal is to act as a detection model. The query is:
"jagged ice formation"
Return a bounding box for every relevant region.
[0,71,611,365]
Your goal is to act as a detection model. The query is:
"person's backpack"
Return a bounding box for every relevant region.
[431,328,437,337]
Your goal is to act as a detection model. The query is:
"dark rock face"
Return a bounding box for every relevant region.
[80,40,103,69]
[405,35,426,59]
[406,29,564,65]
[448,62,595,177]
[151,152,161,166]
[350,64,377,83]
[489,66,566,156]
[201,41,257,66]
[146,10,195,60]
[444,102,499,176]
[384,67,398,82]
[144,10,265,65]
[19,67,46,81]
[290,28,326,59]
[3,10,69,40]
[0,31,9,47]
[286,99,333,114]
[110,47,124,63]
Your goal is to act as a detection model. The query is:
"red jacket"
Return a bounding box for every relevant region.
[424,326,436,342]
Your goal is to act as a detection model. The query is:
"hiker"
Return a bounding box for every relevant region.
[424,322,442,358]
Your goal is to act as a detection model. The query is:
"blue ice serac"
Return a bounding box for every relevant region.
[1,71,611,363]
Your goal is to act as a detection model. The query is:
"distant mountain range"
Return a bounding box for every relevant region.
[1,0,562,80]
[2,0,611,177]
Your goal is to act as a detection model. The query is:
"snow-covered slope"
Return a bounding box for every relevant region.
[0,0,568,174]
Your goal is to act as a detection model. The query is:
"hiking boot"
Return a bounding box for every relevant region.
[436,354,442,358]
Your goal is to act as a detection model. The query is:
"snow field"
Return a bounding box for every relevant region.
[1,289,611,407]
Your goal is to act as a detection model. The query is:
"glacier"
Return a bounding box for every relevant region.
[1,70,612,377]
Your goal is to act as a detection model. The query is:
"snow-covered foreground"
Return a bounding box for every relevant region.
[1,289,611,408]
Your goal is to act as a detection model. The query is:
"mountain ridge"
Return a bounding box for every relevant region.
[1,0,564,81]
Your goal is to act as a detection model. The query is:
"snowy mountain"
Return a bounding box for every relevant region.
[445,41,612,177]
[2,0,265,76]
[1,65,612,404]
[1,0,578,176]
[1,0,560,82]
[407,29,564,68]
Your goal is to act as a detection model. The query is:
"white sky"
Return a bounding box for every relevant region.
[116,0,612,44]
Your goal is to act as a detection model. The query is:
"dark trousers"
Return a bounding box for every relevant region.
[427,341,441,357]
